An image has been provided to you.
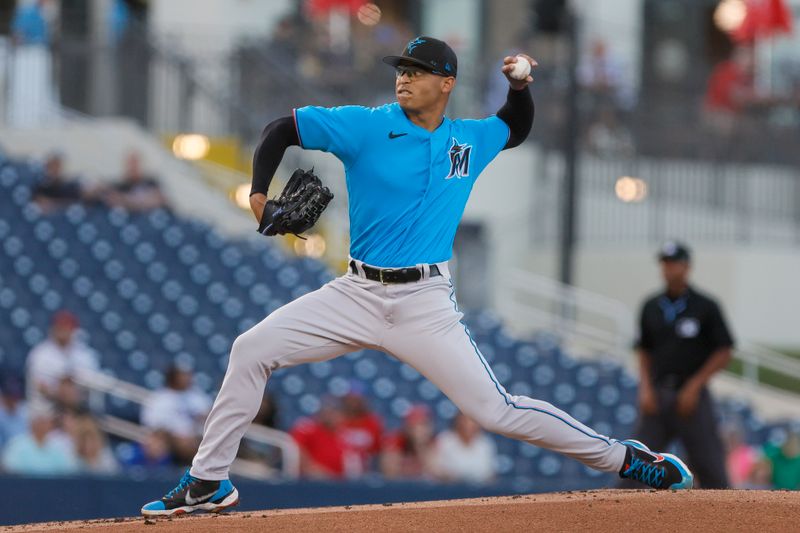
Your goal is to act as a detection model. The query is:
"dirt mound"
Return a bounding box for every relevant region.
[3,490,798,533]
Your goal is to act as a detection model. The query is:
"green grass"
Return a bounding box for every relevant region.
[728,358,800,394]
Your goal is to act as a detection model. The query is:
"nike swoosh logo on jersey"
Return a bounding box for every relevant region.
[388,131,408,139]
[184,489,215,506]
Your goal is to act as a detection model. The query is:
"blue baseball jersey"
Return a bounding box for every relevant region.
[294,103,509,268]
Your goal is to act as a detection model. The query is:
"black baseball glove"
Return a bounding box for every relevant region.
[257,168,334,238]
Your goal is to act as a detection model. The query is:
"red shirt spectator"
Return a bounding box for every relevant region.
[705,47,755,113]
[290,403,358,478]
[339,388,383,471]
[381,405,435,479]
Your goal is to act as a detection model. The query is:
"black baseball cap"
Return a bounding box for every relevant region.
[382,36,458,77]
[658,241,691,263]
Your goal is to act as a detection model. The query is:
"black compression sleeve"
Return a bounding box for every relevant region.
[250,115,300,196]
[496,86,534,149]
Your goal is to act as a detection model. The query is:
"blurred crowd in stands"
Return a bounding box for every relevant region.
[31,151,168,215]
[0,308,500,484]
[1,304,799,489]
[288,383,497,483]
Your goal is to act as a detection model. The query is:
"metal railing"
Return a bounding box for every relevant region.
[72,368,300,480]
[737,342,800,388]
[501,268,635,355]
[499,268,800,398]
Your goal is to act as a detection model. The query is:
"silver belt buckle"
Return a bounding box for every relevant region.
[379,268,394,284]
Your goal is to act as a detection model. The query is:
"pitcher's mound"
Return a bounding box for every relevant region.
[4,490,798,533]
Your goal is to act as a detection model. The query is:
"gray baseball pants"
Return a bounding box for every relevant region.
[190,260,627,480]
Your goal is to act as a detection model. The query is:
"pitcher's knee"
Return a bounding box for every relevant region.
[229,328,278,370]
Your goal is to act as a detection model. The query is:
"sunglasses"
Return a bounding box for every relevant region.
[395,65,429,79]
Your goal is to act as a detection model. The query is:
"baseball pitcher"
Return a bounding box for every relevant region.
[142,37,693,516]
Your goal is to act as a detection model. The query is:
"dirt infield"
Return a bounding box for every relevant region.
[3,490,798,533]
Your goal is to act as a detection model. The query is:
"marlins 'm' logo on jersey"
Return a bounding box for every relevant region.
[446,138,472,179]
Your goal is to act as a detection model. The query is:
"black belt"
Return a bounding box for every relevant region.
[349,260,441,284]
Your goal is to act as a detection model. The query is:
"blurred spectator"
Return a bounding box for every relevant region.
[31,154,88,213]
[632,242,734,489]
[8,0,58,127]
[105,152,168,212]
[26,310,99,412]
[141,365,211,464]
[723,423,759,488]
[11,0,49,46]
[578,40,635,155]
[432,413,496,484]
[238,392,281,469]
[290,400,359,479]
[339,382,383,472]
[381,404,436,479]
[72,414,119,474]
[704,46,758,134]
[53,376,88,412]
[1,406,78,475]
[746,456,774,490]
[108,0,132,44]
[252,392,279,429]
[0,377,28,449]
[117,430,174,469]
[578,39,635,112]
[763,428,800,490]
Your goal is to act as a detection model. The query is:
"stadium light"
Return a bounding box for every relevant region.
[356,3,381,26]
[714,0,748,33]
[615,176,648,203]
[233,183,252,210]
[172,134,211,160]
[294,234,327,258]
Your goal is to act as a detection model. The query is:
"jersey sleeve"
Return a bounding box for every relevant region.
[461,116,510,178]
[294,105,369,167]
[476,115,511,162]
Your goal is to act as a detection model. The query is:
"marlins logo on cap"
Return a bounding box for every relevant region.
[382,36,458,77]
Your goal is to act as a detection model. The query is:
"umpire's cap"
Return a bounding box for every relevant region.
[382,36,457,77]
[658,241,691,263]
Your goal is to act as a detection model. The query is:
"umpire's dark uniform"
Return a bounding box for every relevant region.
[633,244,734,489]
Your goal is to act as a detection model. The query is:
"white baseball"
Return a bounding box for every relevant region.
[509,55,531,80]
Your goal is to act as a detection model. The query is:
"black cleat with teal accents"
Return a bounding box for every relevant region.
[141,469,239,516]
[619,439,694,490]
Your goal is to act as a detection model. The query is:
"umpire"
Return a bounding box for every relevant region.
[633,241,734,489]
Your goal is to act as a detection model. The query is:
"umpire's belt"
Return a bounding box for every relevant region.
[349,260,441,284]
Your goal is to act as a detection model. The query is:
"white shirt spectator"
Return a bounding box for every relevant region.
[433,429,497,484]
[141,387,211,438]
[26,338,98,409]
[1,409,78,475]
